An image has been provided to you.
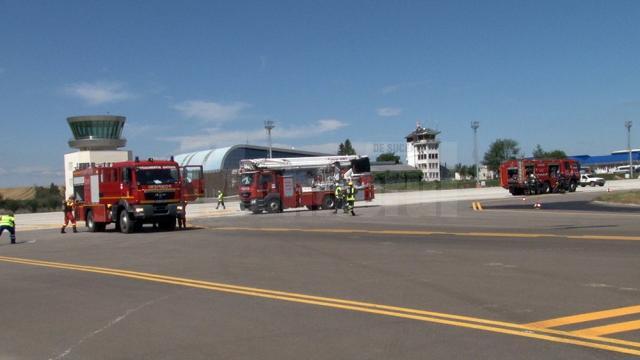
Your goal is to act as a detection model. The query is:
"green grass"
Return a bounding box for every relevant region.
[375,179,500,193]
[595,190,640,205]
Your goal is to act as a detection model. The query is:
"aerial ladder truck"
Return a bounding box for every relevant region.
[237,155,375,213]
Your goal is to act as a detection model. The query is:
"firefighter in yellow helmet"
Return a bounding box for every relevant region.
[345,181,356,216]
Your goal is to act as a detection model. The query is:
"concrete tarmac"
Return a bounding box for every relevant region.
[1,192,639,359]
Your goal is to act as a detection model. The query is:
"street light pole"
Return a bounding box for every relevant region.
[471,121,480,187]
[264,120,275,159]
[626,121,633,178]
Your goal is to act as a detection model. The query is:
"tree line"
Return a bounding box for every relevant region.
[0,184,63,213]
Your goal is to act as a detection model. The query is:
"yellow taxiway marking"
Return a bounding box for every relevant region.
[208,226,640,242]
[1,256,640,356]
[573,320,640,337]
[526,305,640,329]
[471,202,484,211]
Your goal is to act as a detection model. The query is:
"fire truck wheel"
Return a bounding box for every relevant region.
[321,195,335,210]
[266,198,281,213]
[86,210,97,232]
[119,210,135,234]
[569,181,578,192]
[542,183,550,194]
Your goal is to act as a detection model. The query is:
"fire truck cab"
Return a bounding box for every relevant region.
[238,156,375,213]
[72,158,203,233]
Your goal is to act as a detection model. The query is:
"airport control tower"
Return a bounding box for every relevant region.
[63,115,132,198]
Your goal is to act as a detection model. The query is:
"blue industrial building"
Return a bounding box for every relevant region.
[570,150,640,174]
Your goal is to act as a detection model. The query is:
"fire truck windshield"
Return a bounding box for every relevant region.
[240,173,255,185]
[136,167,179,185]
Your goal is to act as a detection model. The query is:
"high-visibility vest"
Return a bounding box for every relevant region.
[217,192,224,201]
[63,200,75,212]
[334,186,342,197]
[346,187,355,201]
[0,215,15,227]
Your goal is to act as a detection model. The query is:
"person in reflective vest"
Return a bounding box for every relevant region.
[61,196,77,233]
[177,201,187,230]
[0,213,16,244]
[216,190,226,210]
[345,181,356,216]
[333,183,343,214]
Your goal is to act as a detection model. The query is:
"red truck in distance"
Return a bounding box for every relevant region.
[72,157,203,233]
[500,159,580,196]
[238,155,375,214]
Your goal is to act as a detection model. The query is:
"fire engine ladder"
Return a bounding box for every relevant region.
[241,156,363,171]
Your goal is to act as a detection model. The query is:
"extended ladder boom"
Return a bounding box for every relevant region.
[240,155,366,171]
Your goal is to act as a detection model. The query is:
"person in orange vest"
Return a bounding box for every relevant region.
[61,196,77,233]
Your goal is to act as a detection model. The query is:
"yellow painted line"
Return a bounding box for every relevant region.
[208,226,640,242]
[477,202,484,211]
[526,305,640,329]
[472,202,478,211]
[1,256,640,356]
[573,320,640,337]
[484,208,640,218]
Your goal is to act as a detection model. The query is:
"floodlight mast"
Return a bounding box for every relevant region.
[471,121,480,187]
[264,120,275,159]
[626,120,633,178]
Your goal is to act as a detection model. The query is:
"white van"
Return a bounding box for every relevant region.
[613,165,640,174]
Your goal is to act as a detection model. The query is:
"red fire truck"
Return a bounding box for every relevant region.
[500,159,580,195]
[72,157,203,233]
[238,155,375,213]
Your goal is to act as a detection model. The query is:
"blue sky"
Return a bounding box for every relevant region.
[1,0,639,186]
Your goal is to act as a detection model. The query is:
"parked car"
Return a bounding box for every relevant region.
[580,174,605,187]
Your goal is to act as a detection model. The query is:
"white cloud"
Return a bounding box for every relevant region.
[162,119,348,152]
[11,166,63,177]
[64,81,133,105]
[172,100,250,123]
[377,107,403,117]
[381,84,402,94]
[380,81,427,94]
[299,141,377,156]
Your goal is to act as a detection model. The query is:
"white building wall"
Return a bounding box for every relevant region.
[406,141,440,181]
[64,150,131,198]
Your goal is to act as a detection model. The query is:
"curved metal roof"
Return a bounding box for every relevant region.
[174,146,232,172]
[174,144,327,172]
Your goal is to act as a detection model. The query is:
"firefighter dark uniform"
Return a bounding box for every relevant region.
[216,190,226,210]
[345,182,356,216]
[333,184,343,214]
[0,213,16,244]
[61,197,77,233]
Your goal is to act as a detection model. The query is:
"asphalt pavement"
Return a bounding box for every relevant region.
[1,192,639,359]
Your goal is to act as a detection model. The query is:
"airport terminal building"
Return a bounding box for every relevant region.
[174,145,327,197]
[571,149,640,174]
